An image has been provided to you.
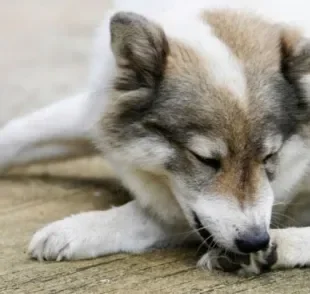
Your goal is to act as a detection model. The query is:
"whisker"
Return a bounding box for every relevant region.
[196,234,214,254]
[272,212,300,226]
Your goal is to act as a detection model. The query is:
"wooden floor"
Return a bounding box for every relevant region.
[1,1,310,293]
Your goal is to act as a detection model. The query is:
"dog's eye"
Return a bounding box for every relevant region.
[263,153,276,164]
[192,153,221,171]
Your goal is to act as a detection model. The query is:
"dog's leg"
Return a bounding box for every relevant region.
[0,92,98,171]
[29,200,185,261]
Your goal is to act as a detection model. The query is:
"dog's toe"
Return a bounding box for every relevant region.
[28,221,74,261]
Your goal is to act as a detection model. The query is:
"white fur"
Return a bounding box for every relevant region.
[0,92,97,171]
[270,227,310,268]
[2,0,310,276]
[272,136,310,216]
[29,201,181,261]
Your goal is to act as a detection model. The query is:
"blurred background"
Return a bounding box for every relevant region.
[0,0,110,124]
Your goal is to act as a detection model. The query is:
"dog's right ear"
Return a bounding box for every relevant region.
[281,28,310,120]
[110,12,169,90]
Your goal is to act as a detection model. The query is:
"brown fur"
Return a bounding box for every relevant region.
[202,10,282,71]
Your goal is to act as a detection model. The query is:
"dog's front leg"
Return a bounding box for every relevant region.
[29,200,180,261]
[269,228,310,268]
[0,92,98,171]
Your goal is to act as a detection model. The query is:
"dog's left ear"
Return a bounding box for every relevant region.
[110,12,169,90]
[281,28,310,113]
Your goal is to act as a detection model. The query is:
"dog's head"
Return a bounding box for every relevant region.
[101,10,310,254]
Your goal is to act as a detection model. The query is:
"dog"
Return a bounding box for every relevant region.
[2,0,310,275]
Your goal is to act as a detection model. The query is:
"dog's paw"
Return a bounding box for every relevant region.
[197,248,246,273]
[237,243,278,276]
[198,244,278,276]
[28,218,95,261]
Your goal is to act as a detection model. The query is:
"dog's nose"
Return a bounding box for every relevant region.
[235,230,270,254]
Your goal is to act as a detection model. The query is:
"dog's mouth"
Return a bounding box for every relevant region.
[193,212,217,249]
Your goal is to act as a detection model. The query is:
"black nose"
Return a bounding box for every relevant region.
[235,230,270,253]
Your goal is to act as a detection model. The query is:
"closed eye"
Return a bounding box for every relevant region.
[263,153,276,164]
[191,152,221,171]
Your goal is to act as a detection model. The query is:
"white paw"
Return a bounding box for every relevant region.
[28,216,99,261]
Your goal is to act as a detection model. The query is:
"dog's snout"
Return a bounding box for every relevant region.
[235,229,270,254]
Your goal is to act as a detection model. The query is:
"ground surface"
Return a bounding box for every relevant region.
[1,1,310,293]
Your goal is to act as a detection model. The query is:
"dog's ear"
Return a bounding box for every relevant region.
[110,12,169,90]
[281,28,310,116]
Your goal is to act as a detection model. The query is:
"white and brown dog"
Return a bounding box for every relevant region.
[2,0,310,275]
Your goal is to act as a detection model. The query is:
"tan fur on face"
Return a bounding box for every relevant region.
[214,155,262,204]
[202,10,282,71]
[166,40,206,82]
[161,40,261,204]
